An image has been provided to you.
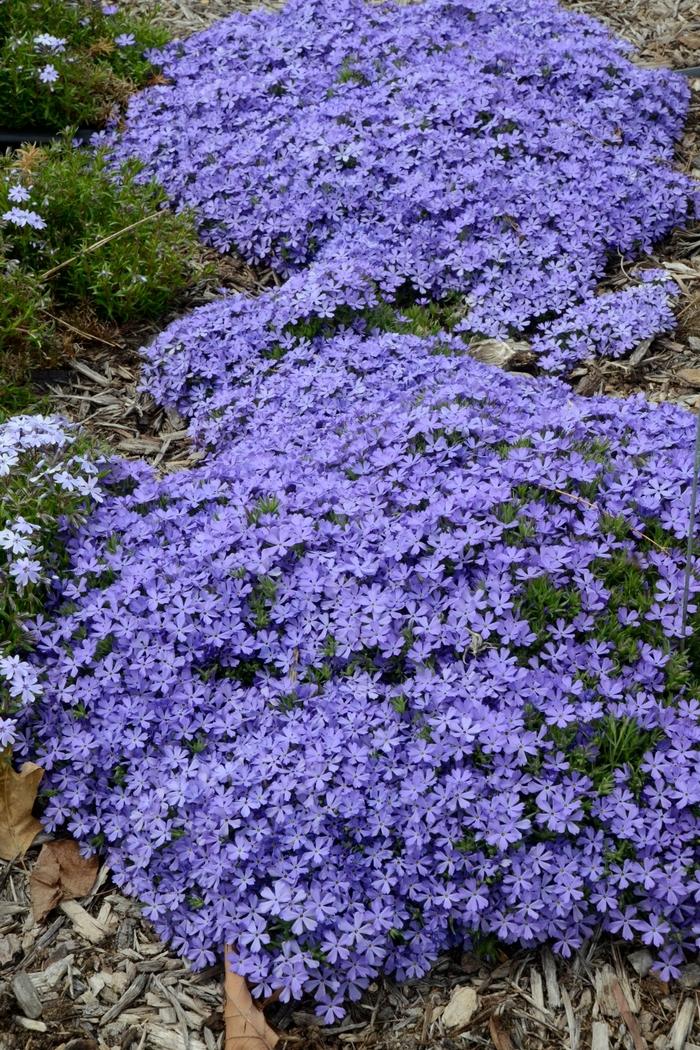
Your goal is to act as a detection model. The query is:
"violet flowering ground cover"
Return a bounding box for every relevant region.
[139,256,681,449]
[5,0,700,1023]
[0,416,104,749]
[14,335,700,1019]
[107,0,698,376]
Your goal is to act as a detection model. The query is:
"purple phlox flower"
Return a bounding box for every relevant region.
[33,34,66,53]
[39,64,59,85]
[7,185,30,203]
[2,207,46,230]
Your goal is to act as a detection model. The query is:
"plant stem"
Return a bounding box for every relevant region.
[37,211,162,281]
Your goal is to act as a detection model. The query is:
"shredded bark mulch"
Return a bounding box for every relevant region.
[2,840,699,1050]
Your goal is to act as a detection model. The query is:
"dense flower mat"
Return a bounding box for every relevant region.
[109,0,697,374]
[142,260,680,445]
[0,416,103,747]
[11,335,700,1019]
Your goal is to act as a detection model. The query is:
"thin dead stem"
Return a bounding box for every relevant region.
[549,486,669,552]
[37,211,162,281]
[41,310,125,350]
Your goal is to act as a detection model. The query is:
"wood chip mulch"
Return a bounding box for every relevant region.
[126,0,283,38]
[1,838,699,1050]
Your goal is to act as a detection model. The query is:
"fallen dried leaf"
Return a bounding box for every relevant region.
[30,840,99,923]
[224,946,278,1050]
[488,1015,515,1050]
[678,32,700,49]
[0,755,43,861]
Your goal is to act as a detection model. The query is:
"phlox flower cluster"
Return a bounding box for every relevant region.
[18,336,700,1019]
[0,416,104,747]
[531,270,680,374]
[33,34,67,53]
[0,414,102,498]
[8,0,699,1019]
[39,63,59,86]
[2,176,45,231]
[2,206,45,231]
[109,0,697,373]
[140,255,679,444]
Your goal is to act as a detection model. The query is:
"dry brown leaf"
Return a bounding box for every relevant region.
[30,839,99,923]
[224,946,278,1050]
[488,1015,515,1050]
[0,756,43,861]
[678,32,700,49]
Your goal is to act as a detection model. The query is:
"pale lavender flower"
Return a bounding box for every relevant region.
[1,207,46,230]
[0,719,16,749]
[33,34,66,53]
[38,64,59,85]
[8,558,43,589]
[7,185,30,204]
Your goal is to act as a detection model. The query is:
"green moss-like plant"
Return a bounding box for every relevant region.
[0,138,210,395]
[0,0,168,131]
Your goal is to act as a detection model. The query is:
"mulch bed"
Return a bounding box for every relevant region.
[125,0,282,38]
[2,837,699,1050]
[3,1,698,1048]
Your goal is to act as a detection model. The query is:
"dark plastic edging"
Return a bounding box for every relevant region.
[0,127,97,149]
